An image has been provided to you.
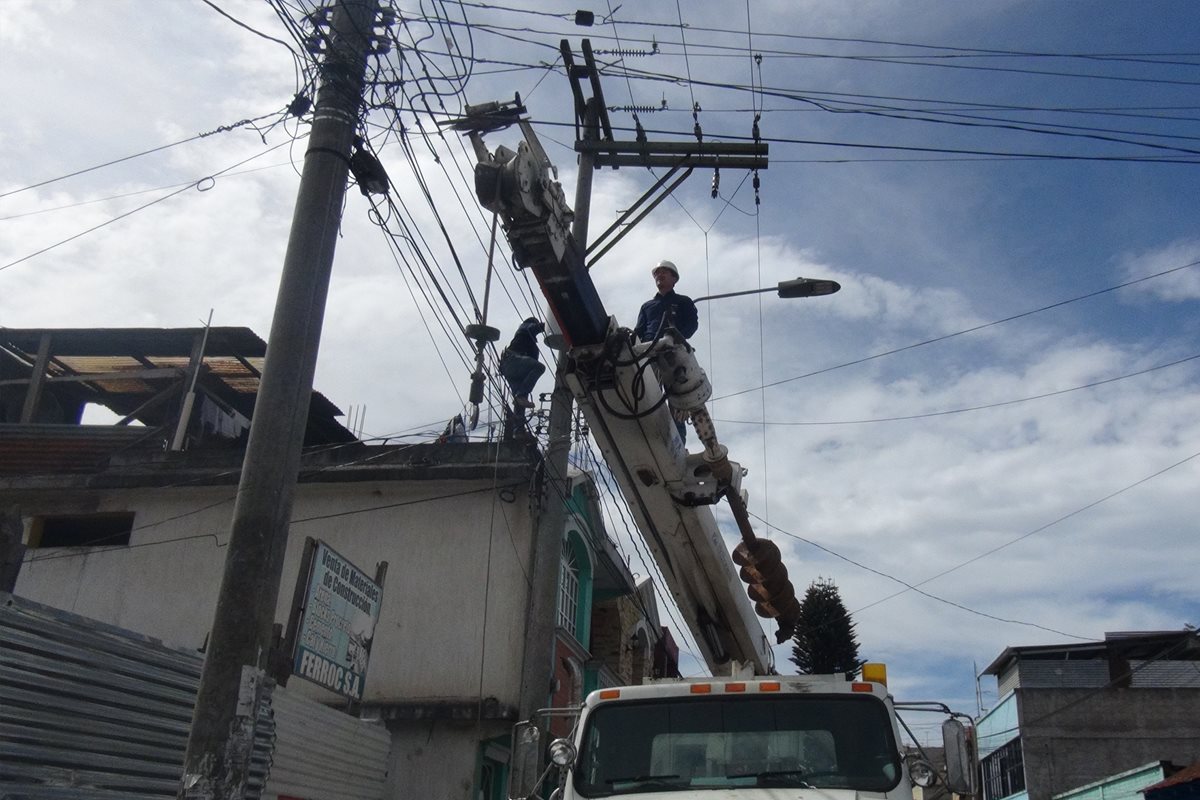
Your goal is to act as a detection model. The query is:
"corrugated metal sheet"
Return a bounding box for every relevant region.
[997,663,1020,697]
[1008,658,1200,690]
[0,593,211,798]
[1129,660,1200,688]
[1012,659,1110,689]
[266,690,391,800]
[0,425,160,475]
[0,594,388,800]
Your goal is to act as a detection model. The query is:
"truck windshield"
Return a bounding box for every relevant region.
[574,694,901,796]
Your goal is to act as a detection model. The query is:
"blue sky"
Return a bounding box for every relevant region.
[2,0,1198,743]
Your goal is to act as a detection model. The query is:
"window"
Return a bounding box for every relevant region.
[557,531,593,644]
[981,738,1025,800]
[576,695,901,795]
[558,538,580,636]
[477,739,509,800]
[32,513,134,548]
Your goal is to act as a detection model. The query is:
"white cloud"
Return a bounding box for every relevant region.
[1119,239,1200,302]
[0,0,74,48]
[3,0,1198,719]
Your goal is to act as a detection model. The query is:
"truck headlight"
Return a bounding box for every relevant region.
[549,738,577,767]
[908,759,937,788]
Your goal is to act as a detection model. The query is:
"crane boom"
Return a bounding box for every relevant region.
[463,108,796,675]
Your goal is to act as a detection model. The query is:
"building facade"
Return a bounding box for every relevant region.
[0,326,671,800]
[977,631,1200,800]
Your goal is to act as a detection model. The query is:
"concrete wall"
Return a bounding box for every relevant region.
[386,719,511,800]
[1018,688,1200,800]
[13,476,535,707]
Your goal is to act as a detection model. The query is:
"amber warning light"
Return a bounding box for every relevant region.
[861,663,888,687]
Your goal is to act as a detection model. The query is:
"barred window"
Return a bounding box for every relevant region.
[982,738,1025,800]
[558,538,580,636]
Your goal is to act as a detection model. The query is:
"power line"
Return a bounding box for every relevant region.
[410,26,1200,123]
[0,110,291,200]
[715,352,1200,426]
[977,631,1199,741]
[601,68,1200,156]
[852,448,1200,616]
[454,15,1200,101]
[454,2,1200,70]
[0,140,295,274]
[199,0,301,54]
[509,115,1200,164]
[0,159,301,221]
[713,258,1200,401]
[753,512,1094,641]
[397,29,1200,156]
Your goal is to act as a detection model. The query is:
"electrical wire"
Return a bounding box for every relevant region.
[752,512,1093,641]
[976,630,1200,742]
[199,0,302,55]
[713,258,1200,400]
[0,140,295,274]
[851,448,1200,616]
[0,159,301,222]
[0,110,290,200]
[714,352,1200,426]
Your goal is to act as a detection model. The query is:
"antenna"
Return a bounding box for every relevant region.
[974,660,984,717]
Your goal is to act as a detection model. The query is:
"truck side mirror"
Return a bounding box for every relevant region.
[507,721,543,800]
[942,719,976,796]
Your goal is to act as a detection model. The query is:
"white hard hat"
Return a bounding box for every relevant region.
[652,259,679,279]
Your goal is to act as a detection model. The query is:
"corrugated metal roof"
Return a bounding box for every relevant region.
[0,425,162,475]
[1,327,267,358]
[982,630,1200,676]
[1144,763,1200,793]
[1,327,353,451]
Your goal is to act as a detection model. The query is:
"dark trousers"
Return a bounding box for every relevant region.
[500,350,545,397]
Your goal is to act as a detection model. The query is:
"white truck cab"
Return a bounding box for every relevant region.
[509,667,974,800]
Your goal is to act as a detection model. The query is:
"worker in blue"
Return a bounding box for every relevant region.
[635,260,699,445]
[499,317,546,409]
[634,260,698,342]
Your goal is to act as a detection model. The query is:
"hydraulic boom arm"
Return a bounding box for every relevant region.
[460,101,799,675]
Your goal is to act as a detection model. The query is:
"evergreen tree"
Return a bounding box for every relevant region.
[789,578,866,679]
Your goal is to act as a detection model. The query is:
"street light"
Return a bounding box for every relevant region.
[693,276,840,303]
[543,277,840,349]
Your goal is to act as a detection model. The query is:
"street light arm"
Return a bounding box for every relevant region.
[693,277,841,303]
[693,286,775,303]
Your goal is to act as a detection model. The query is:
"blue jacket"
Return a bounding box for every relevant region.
[506,317,545,358]
[635,290,698,341]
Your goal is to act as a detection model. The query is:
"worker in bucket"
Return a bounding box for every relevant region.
[634,259,698,343]
[499,317,546,409]
[634,260,699,444]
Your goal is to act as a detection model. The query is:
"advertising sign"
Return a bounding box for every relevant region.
[292,541,383,699]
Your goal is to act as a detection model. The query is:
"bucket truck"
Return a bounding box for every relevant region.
[455,96,978,797]
[507,665,976,799]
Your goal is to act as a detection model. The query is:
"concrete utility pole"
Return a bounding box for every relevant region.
[178,2,379,797]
